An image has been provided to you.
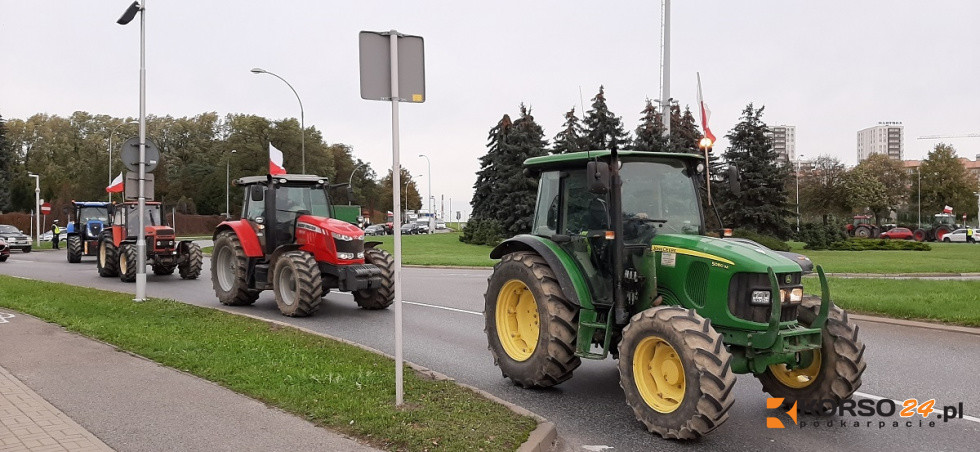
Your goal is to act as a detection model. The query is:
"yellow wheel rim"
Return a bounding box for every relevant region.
[495,279,540,362]
[633,337,686,413]
[769,350,822,389]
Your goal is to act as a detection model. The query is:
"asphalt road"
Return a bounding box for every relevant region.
[2,249,978,451]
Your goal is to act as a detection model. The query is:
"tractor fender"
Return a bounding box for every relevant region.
[213,220,263,257]
[267,244,304,285]
[364,241,382,249]
[490,234,595,310]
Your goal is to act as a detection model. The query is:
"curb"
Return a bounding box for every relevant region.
[849,313,980,336]
[217,309,558,452]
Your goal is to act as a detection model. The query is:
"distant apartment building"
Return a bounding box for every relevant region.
[767,125,796,165]
[903,155,980,181]
[857,122,903,161]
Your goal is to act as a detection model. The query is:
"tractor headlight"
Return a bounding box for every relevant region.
[750,290,771,306]
[331,232,354,241]
[789,288,803,302]
[337,252,355,260]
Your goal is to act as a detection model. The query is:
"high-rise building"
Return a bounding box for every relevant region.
[767,125,796,165]
[857,122,903,161]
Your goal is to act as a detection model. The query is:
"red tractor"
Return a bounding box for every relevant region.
[913,213,960,242]
[845,215,879,238]
[210,174,394,317]
[96,201,204,282]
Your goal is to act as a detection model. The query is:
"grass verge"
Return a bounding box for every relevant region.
[791,241,980,274]
[0,275,535,451]
[369,233,496,267]
[803,277,980,326]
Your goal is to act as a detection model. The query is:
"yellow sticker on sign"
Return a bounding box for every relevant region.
[412,94,423,102]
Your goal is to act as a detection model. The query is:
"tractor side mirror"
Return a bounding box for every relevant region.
[727,165,741,196]
[587,160,610,194]
[251,187,264,202]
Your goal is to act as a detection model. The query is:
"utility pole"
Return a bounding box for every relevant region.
[659,0,671,138]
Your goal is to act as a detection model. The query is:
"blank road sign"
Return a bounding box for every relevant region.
[359,31,425,103]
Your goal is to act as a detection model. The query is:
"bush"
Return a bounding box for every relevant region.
[732,228,790,251]
[460,218,504,246]
[797,222,849,250]
[829,239,931,251]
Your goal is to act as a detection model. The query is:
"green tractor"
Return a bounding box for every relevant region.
[484,150,866,439]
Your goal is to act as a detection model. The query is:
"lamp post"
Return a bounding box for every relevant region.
[418,154,431,213]
[348,163,366,205]
[28,173,40,246]
[251,68,305,174]
[796,154,805,232]
[108,120,138,203]
[917,167,921,229]
[226,149,237,219]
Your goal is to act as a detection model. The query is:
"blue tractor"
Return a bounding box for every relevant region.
[67,201,111,263]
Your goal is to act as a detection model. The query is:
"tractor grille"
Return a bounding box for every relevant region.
[156,228,175,238]
[685,261,710,308]
[727,272,802,324]
[334,237,364,259]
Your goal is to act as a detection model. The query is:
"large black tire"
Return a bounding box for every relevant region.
[97,237,119,277]
[913,229,927,242]
[0,255,8,262]
[935,226,952,242]
[854,225,872,238]
[118,243,138,283]
[67,236,82,263]
[211,232,260,306]
[22,246,30,253]
[484,251,580,388]
[353,248,394,310]
[757,296,866,413]
[272,251,323,317]
[618,306,736,439]
[178,242,203,280]
[152,262,176,276]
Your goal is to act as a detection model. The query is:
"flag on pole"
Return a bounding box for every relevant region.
[944,205,953,214]
[696,72,716,145]
[106,172,124,193]
[269,143,286,175]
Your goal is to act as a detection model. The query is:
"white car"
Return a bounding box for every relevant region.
[942,229,977,243]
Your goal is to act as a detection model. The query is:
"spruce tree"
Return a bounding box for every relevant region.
[670,106,703,154]
[552,106,587,154]
[632,99,668,152]
[0,113,13,212]
[583,86,630,151]
[718,103,792,239]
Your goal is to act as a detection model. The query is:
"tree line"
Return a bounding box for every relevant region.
[0,111,422,222]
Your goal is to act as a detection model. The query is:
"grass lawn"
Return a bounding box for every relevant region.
[370,232,497,267]
[791,241,980,274]
[803,277,980,326]
[0,275,535,451]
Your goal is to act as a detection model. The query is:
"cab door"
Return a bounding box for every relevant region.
[243,185,268,253]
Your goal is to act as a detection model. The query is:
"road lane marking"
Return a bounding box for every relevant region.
[403,301,482,316]
[855,392,980,424]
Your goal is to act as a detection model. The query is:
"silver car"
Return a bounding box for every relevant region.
[942,229,976,243]
[0,225,32,253]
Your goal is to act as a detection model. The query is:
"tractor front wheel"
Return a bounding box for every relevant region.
[67,236,82,263]
[353,248,394,310]
[757,296,866,413]
[178,242,203,279]
[484,251,580,388]
[618,306,736,439]
[119,243,138,283]
[211,232,260,306]
[272,251,323,317]
[97,237,119,277]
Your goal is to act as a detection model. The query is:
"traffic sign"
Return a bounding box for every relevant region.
[120,137,161,173]
[40,203,51,215]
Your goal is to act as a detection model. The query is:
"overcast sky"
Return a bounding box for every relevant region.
[2,1,978,219]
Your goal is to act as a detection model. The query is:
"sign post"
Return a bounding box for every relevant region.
[359,29,424,407]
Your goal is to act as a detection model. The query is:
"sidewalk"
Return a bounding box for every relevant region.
[0,311,379,452]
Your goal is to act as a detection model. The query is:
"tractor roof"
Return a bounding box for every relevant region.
[72,201,110,207]
[524,150,704,170]
[235,174,329,186]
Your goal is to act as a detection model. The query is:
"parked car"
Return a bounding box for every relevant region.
[416,222,431,234]
[0,238,9,262]
[943,228,976,243]
[0,225,31,253]
[726,237,814,274]
[364,224,387,236]
[879,227,913,240]
[40,230,68,242]
[400,223,423,235]
[435,221,447,230]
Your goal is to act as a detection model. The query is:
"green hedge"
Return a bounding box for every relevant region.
[829,239,931,251]
[797,222,849,250]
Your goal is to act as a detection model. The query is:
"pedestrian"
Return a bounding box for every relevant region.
[51,220,61,250]
[968,227,975,244]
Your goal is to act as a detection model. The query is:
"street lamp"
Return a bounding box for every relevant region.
[348,163,366,205]
[418,154,431,213]
[226,149,237,219]
[108,120,138,203]
[251,68,305,174]
[796,154,805,232]
[28,173,40,246]
[917,167,921,229]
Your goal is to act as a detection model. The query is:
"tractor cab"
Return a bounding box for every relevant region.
[934,213,957,227]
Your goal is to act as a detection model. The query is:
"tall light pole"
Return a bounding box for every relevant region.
[226,149,237,218]
[917,167,921,229]
[251,68,305,174]
[659,0,672,138]
[418,154,431,213]
[796,154,805,232]
[348,163,365,205]
[108,120,138,203]
[28,173,40,246]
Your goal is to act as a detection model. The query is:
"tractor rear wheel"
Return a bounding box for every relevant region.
[272,251,323,317]
[119,243,138,283]
[178,242,203,280]
[618,306,736,439]
[484,251,580,388]
[353,248,394,310]
[97,237,119,277]
[757,296,866,413]
[211,232,260,306]
[854,226,872,238]
[913,229,926,242]
[936,226,952,242]
[67,236,82,263]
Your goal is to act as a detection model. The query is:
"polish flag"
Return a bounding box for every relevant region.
[944,205,953,214]
[106,173,124,193]
[697,72,716,145]
[269,143,286,175]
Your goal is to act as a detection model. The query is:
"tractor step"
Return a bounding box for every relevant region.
[576,307,615,359]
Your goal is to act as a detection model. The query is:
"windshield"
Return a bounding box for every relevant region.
[620,159,703,243]
[79,207,109,224]
[275,186,330,224]
[0,225,22,234]
[126,204,165,236]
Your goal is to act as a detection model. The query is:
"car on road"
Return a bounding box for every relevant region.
[400,223,425,235]
[880,227,913,240]
[0,238,9,262]
[364,224,386,236]
[726,237,814,274]
[40,230,68,242]
[0,225,32,253]
[942,228,976,243]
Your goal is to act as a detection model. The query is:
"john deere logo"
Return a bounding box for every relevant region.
[767,398,798,428]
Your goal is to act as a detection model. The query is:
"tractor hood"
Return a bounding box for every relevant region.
[297,215,364,239]
[650,234,800,274]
